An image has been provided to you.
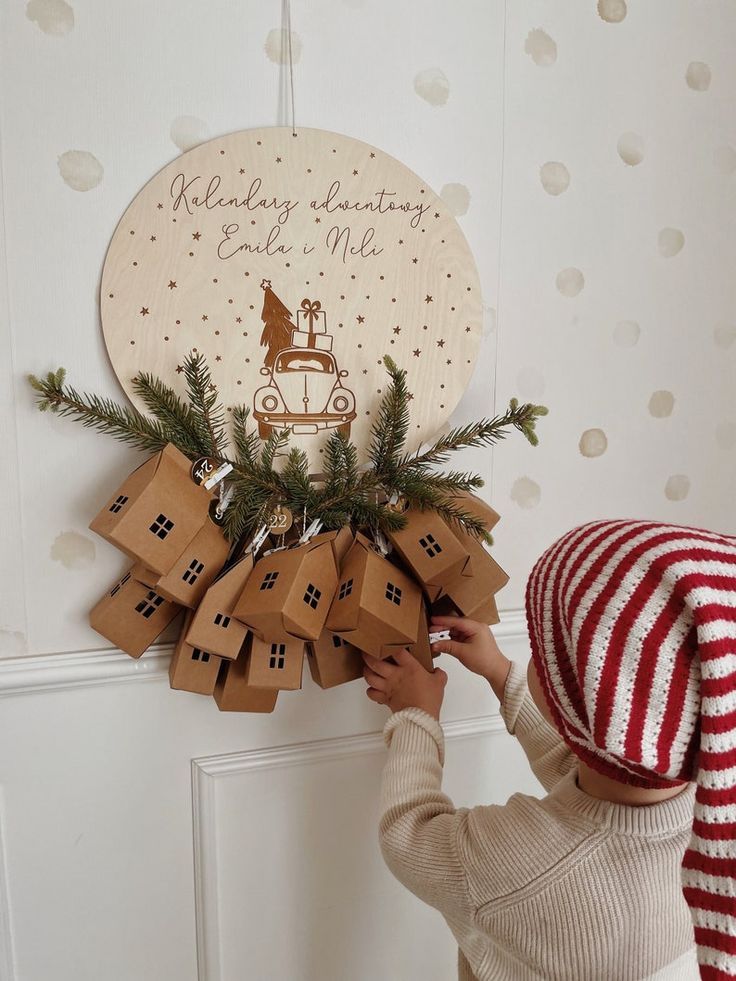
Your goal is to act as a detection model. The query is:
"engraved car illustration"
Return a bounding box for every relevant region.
[253,348,356,439]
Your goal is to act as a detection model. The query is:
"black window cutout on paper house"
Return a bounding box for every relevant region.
[260,571,279,591]
[191,648,211,663]
[149,513,175,539]
[135,590,165,619]
[182,559,205,585]
[419,533,443,558]
[332,634,344,649]
[109,494,129,514]
[385,582,402,606]
[303,583,322,609]
[269,643,286,669]
[110,572,131,598]
[338,578,354,600]
[214,613,231,628]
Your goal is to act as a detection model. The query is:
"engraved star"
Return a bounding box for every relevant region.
[208,383,217,392]
[315,217,321,223]
[434,212,440,219]
[407,393,414,400]
[362,369,368,374]
[215,355,222,362]
[437,339,445,347]
[157,203,163,209]
[393,326,401,335]
[176,365,184,373]
[398,239,404,245]
[370,152,375,158]
[236,317,242,323]
[465,326,471,332]
[412,257,418,264]
[276,157,282,163]
[150,235,156,242]
[425,295,433,303]
[192,232,201,240]
[356,315,365,324]
[260,279,271,290]
[202,314,208,321]
[239,168,245,174]
[167,280,177,289]
[446,359,452,365]
[413,349,421,357]
[353,169,358,176]
[140,307,149,316]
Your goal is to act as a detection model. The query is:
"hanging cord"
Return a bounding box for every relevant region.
[284,0,297,136]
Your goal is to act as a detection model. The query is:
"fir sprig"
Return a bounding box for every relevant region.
[28,352,548,544]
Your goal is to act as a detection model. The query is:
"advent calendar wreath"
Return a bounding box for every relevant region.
[28,126,547,713]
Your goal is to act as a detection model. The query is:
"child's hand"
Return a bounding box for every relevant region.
[430,615,511,702]
[363,649,448,721]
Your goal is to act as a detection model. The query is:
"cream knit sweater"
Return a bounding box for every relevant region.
[379,662,699,981]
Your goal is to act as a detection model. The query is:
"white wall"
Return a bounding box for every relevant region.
[0,2,733,979]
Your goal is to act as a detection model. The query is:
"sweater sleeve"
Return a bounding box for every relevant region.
[500,660,578,791]
[378,707,475,923]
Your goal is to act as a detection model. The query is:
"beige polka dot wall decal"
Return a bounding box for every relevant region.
[556,267,584,297]
[597,0,627,23]
[540,162,570,195]
[264,28,302,64]
[579,428,607,457]
[664,474,690,502]
[510,476,541,509]
[613,320,641,347]
[170,116,210,153]
[50,531,95,570]
[57,150,103,191]
[617,132,644,166]
[99,127,482,463]
[713,146,736,175]
[658,228,684,257]
[648,390,675,418]
[26,0,74,35]
[714,323,736,349]
[716,421,736,450]
[524,29,557,66]
[685,62,711,92]
[414,68,450,106]
[516,366,546,400]
[440,183,470,216]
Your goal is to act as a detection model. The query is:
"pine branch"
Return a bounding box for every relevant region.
[132,372,211,457]
[231,405,261,469]
[281,448,319,513]
[258,427,290,475]
[28,370,169,454]
[367,355,410,476]
[182,351,228,458]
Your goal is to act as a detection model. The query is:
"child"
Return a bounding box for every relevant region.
[363,519,736,980]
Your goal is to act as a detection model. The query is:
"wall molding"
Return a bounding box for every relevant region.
[0,793,17,981]
[191,711,506,981]
[0,609,529,698]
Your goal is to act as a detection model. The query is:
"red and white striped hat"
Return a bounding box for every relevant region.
[526,519,736,980]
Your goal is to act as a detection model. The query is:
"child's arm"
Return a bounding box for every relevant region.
[378,706,475,920]
[500,660,577,791]
[430,616,577,792]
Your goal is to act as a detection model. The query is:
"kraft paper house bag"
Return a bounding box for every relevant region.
[131,516,230,608]
[233,527,352,642]
[437,523,509,620]
[89,568,182,658]
[409,602,434,671]
[89,443,212,575]
[243,633,305,691]
[185,554,254,660]
[387,509,469,595]
[325,533,422,658]
[168,610,222,695]
[306,629,364,689]
[213,640,279,713]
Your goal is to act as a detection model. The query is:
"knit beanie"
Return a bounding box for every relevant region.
[525,519,736,980]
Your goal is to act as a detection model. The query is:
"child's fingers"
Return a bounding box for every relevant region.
[391,647,420,669]
[430,615,481,635]
[366,686,388,704]
[363,666,389,690]
[362,651,397,677]
[431,638,466,660]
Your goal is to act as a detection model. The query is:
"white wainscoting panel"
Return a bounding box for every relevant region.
[192,716,539,981]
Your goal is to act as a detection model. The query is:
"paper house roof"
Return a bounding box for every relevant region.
[89,443,213,575]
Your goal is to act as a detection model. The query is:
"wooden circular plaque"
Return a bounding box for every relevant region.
[100,127,482,461]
